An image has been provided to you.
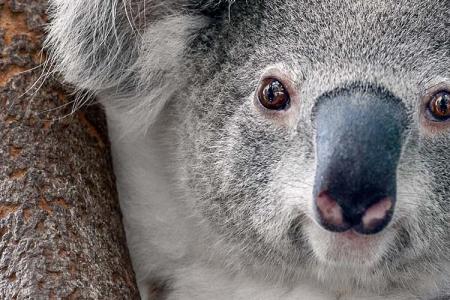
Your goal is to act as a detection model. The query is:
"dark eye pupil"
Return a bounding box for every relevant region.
[267,81,284,103]
[437,94,449,114]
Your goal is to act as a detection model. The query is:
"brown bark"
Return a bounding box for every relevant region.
[0,0,139,298]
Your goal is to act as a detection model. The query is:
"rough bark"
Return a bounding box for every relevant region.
[0,0,140,298]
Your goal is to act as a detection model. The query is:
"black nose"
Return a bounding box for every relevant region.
[313,84,408,235]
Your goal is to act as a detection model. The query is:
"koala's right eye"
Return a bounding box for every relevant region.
[258,78,291,110]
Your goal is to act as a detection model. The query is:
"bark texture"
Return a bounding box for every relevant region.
[0,0,140,298]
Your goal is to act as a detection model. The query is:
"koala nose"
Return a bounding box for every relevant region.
[312,84,408,235]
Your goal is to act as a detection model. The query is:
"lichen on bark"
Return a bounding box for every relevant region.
[0,0,139,298]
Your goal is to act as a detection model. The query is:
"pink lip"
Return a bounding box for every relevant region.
[334,229,379,246]
[339,230,364,240]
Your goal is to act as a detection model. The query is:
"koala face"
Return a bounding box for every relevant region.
[47,0,450,296]
[177,0,449,292]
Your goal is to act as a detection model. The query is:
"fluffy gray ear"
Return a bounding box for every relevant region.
[47,0,138,92]
[46,0,210,93]
[46,0,231,130]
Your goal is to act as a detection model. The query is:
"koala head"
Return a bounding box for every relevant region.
[47,0,450,296]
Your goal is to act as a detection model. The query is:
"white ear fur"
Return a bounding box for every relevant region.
[103,15,207,134]
[46,0,229,131]
[46,0,139,91]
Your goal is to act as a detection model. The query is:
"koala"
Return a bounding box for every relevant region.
[46,0,450,299]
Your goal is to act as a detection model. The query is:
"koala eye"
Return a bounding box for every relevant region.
[258,78,290,110]
[427,91,450,121]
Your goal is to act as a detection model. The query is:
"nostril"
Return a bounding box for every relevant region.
[315,191,349,231]
[359,197,393,233]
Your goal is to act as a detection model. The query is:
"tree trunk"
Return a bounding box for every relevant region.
[0,0,140,298]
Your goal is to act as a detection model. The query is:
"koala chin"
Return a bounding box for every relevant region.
[47,0,450,299]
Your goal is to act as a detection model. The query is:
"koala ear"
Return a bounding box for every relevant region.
[46,0,232,131]
[46,0,209,93]
[47,0,137,92]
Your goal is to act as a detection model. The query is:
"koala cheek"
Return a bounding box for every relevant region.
[393,166,427,222]
[274,154,316,216]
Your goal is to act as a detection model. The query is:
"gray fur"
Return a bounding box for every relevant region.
[47,0,450,299]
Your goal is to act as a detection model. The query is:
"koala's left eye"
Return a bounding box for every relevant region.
[427,91,450,121]
[258,78,290,110]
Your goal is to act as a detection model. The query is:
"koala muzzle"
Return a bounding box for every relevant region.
[313,85,407,235]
